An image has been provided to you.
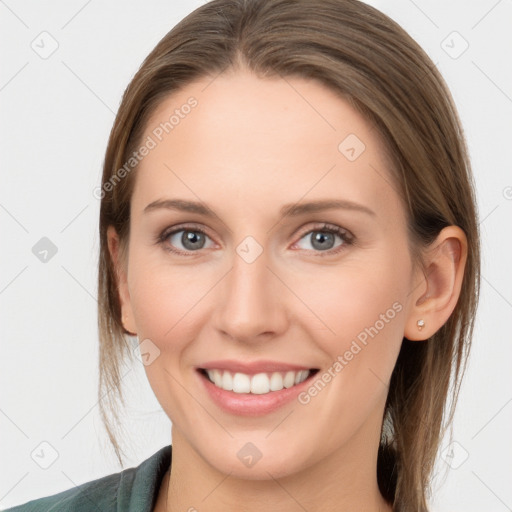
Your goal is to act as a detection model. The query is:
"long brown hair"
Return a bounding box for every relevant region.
[97,1,480,510]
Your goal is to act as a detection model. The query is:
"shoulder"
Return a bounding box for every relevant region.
[3,445,172,512]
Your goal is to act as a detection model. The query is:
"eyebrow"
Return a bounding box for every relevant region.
[144,198,375,218]
[279,199,375,217]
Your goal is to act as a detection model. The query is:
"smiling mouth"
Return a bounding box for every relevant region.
[198,368,319,395]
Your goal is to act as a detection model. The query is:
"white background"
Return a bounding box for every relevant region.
[1,1,511,510]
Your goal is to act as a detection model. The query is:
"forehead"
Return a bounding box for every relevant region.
[132,69,402,222]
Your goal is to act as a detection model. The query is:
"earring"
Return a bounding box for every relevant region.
[417,319,425,331]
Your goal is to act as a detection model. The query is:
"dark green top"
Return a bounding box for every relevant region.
[4,445,172,512]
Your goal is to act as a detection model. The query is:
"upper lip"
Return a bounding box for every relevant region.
[198,359,317,375]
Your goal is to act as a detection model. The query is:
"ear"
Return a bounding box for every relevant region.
[404,226,468,341]
[107,225,137,335]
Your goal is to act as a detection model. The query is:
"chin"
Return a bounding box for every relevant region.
[201,439,311,481]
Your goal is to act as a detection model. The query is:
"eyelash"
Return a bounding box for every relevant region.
[157,222,355,258]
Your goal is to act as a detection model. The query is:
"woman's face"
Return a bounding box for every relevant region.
[114,69,421,479]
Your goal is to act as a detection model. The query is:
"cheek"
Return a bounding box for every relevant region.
[128,264,207,348]
[294,253,409,383]
[290,261,408,436]
[126,256,211,415]
[303,255,406,330]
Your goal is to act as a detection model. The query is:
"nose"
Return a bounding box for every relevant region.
[212,242,290,343]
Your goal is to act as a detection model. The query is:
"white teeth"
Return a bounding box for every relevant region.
[283,371,296,388]
[250,373,269,394]
[233,372,251,393]
[222,370,233,391]
[204,369,311,395]
[213,369,223,387]
[269,372,283,391]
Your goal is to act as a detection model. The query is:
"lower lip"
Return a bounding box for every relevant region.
[197,369,316,416]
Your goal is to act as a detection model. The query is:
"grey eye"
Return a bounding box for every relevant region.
[296,230,344,252]
[168,230,213,251]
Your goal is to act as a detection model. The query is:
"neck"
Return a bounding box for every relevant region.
[157,422,392,512]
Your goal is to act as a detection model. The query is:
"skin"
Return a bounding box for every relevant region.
[107,68,467,512]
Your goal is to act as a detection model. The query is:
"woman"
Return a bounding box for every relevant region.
[5,0,480,510]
